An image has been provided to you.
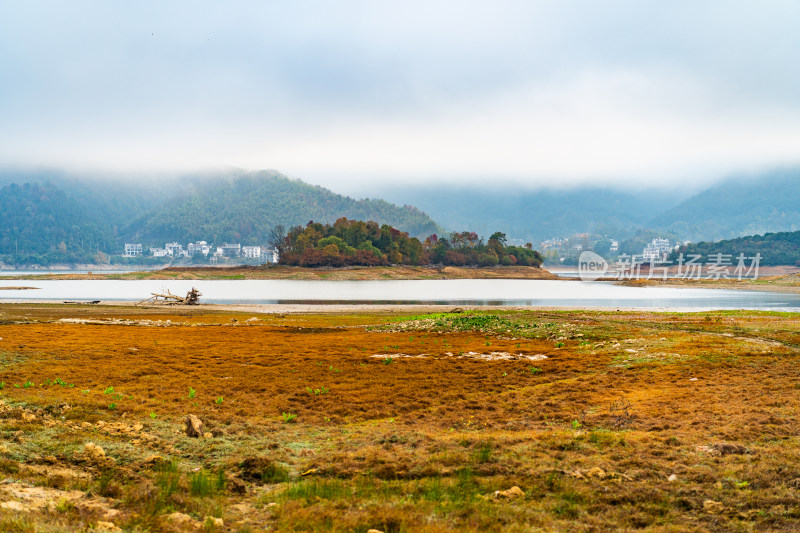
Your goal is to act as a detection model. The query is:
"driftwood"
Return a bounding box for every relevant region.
[137,287,202,306]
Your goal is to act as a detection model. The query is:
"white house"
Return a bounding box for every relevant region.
[187,241,210,256]
[124,243,142,257]
[642,238,671,263]
[242,246,261,259]
[222,243,242,257]
[165,242,183,256]
[262,247,279,263]
[152,248,168,257]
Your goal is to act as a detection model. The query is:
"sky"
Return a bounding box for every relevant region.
[1,1,800,192]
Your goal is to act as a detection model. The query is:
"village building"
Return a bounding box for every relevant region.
[124,243,142,256]
[262,247,279,263]
[642,238,671,263]
[222,243,242,257]
[187,241,211,256]
[242,245,261,259]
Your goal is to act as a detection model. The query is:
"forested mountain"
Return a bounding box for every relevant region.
[0,182,113,263]
[125,171,441,244]
[671,230,800,267]
[372,185,688,245]
[647,168,800,242]
[0,169,442,265]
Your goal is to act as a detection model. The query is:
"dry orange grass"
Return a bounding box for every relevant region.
[0,305,799,531]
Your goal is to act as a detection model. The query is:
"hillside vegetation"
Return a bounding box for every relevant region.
[672,230,800,266]
[280,218,543,267]
[126,172,441,245]
[0,170,442,265]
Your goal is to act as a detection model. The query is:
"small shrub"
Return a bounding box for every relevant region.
[282,412,297,423]
[475,443,492,463]
[261,462,290,483]
[103,386,114,395]
[215,396,224,404]
[188,388,196,399]
[190,470,214,496]
[108,403,117,410]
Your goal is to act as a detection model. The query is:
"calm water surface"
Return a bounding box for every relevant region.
[1,279,799,310]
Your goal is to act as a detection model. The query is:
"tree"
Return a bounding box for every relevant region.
[268,224,286,258]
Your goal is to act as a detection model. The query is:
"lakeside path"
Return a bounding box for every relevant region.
[0,302,799,531]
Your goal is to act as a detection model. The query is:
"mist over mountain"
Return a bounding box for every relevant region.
[2,165,800,266]
[123,171,441,244]
[647,168,800,242]
[369,185,689,244]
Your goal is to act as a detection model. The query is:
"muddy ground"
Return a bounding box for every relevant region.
[0,304,799,531]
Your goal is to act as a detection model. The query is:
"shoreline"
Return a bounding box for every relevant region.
[0,264,559,281]
[1,300,797,315]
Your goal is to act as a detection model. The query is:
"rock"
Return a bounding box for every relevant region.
[703,499,724,513]
[667,474,678,482]
[245,317,260,322]
[77,499,121,519]
[164,512,200,530]
[184,414,205,438]
[84,442,106,463]
[0,485,84,512]
[132,423,144,432]
[205,517,224,528]
[367,530,386,533]
[0,501,28,512]
[94,521,122,532]
[492,486,524,499]
[140,455,166,468]
[21,412,36,422]
[227,476,248,494]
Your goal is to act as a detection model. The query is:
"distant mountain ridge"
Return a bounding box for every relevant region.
[647,168,800,242]
[372,185,688,245]
[372,167,800,245]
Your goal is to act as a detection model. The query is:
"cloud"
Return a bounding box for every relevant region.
[1,1,799,190]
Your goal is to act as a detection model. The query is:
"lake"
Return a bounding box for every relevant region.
[1,279,799,310]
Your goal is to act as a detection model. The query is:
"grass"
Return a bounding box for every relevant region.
[1,305,799,531]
